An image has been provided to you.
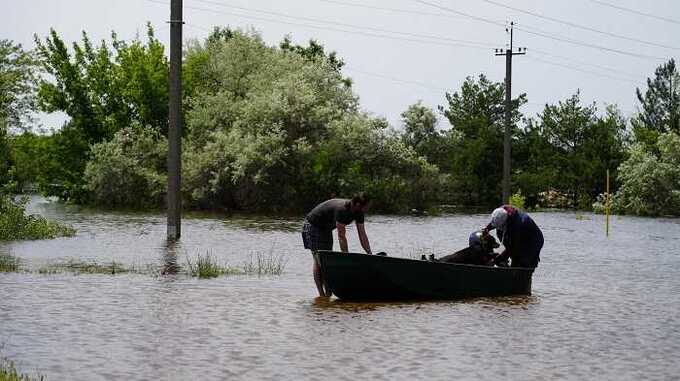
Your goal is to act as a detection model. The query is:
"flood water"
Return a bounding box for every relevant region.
[1,196,680,380]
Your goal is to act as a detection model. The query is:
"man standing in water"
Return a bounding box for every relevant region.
[483,205,544,268]
[302,193,373,297]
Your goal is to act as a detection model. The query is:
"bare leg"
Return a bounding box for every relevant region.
[313,256,328,297]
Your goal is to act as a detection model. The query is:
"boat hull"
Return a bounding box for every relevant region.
[314,250,534,301]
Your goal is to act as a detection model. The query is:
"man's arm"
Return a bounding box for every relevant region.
[336,222,349,252]
[356,223,372,254]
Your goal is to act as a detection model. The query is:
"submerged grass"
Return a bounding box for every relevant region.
[185,251,287,278]
[0,254,20,272]
[37,259,134,275]
[242,252,287,276]
[185,252,241,278]
[0,357,45,381]
[0,251,286,278]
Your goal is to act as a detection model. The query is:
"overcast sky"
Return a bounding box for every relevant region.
[3,0,679,130]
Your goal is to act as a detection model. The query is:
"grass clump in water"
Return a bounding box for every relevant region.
[242,252,286,276]
[0,254,20,272]
[38,259,130,275]
[0,357,45,381]
[0,195,76,241]
[186,252,241,278]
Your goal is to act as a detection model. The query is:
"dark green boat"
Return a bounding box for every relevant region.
[313,250,534,301]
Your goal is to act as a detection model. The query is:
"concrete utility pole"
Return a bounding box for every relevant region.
[167,0,183,240]
[495,22,526,205]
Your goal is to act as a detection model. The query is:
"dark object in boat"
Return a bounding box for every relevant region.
[313,250,533,301]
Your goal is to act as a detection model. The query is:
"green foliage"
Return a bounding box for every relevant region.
[242,252,287,276]
[33,25,167,199]
[38,259,130,275]
[0,253,20,272]
[438,74,526,206]
[634,59,679,144]
[279,35,346,75]
[515,93,628,209]
[611,132,680,216]
[7,132,53,191]
[84,125,167,208]
[185,252,241,278]
[0,125,11,187]
[401,101,441,161]
[0,195,75,240]
[0,357,45,381]
[0,39,38,132]
[0,40,38,189]
[509,190,526,210]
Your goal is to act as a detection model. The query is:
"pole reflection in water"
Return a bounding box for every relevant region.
[160,239,182,275]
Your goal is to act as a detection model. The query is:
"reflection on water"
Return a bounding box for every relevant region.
[1,196,680,380]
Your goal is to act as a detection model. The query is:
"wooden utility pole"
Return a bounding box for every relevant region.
[167,0,183,240]
[495,22,525,205]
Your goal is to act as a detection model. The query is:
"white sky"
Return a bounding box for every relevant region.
[3,0,679,130]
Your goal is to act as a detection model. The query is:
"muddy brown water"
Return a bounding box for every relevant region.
[1,196,679,380]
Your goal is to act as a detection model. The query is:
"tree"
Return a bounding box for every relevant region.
[438,74,526,206]
[0,39,38,133]
[35,24,168,141]
[33,25,168,200]
[516,92,628,208]
[84,125,167,208]
[400,101,440,161]
[633,59,680,147]
[612,132,680,216]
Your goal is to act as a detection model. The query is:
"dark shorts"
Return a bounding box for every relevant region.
[301,220,333,251]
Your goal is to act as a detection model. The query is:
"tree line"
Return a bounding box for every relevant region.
[1,26,679,215]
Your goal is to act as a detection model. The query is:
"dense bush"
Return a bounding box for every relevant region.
[0,194,75,240]
[609,133,680,216]
[84,125,167,208]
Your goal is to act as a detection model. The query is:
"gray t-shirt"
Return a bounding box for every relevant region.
[305,199,365,230]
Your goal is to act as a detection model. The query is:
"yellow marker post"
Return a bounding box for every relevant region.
[606,169,610,237]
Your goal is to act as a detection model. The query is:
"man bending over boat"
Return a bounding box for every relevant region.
[302,193,373,297]
[483,205,544,268]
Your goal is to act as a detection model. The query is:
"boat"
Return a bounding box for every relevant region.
[313,250,534,301]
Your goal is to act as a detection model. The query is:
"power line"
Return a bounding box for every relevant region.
[526,56,643,85]
[344,66,449,93]
[413,0,506,28]
[164,1,646,88]
[146,0,492,50]
[587,0,680,26]
[530,48,640,79]
[413,0,667,61]
[193,0,496,48]
[317,0,503,23]
[481,0,680,51]
[515,24,666,61]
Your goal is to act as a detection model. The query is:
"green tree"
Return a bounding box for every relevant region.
[0,40,39,189]
[181,30,440,212]
[279,35,345,73]
[0,39,38,132]
[633,59,680,147]
[612,132,680,216]
[438,74,526,206]
[517,93,628,208]
[33,25,168,199]
[84,125,167,208]
[400,101,441,161]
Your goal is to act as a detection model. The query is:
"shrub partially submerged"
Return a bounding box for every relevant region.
[0,195,75,241]
[0,253,20,272]
[0,356,45,381]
